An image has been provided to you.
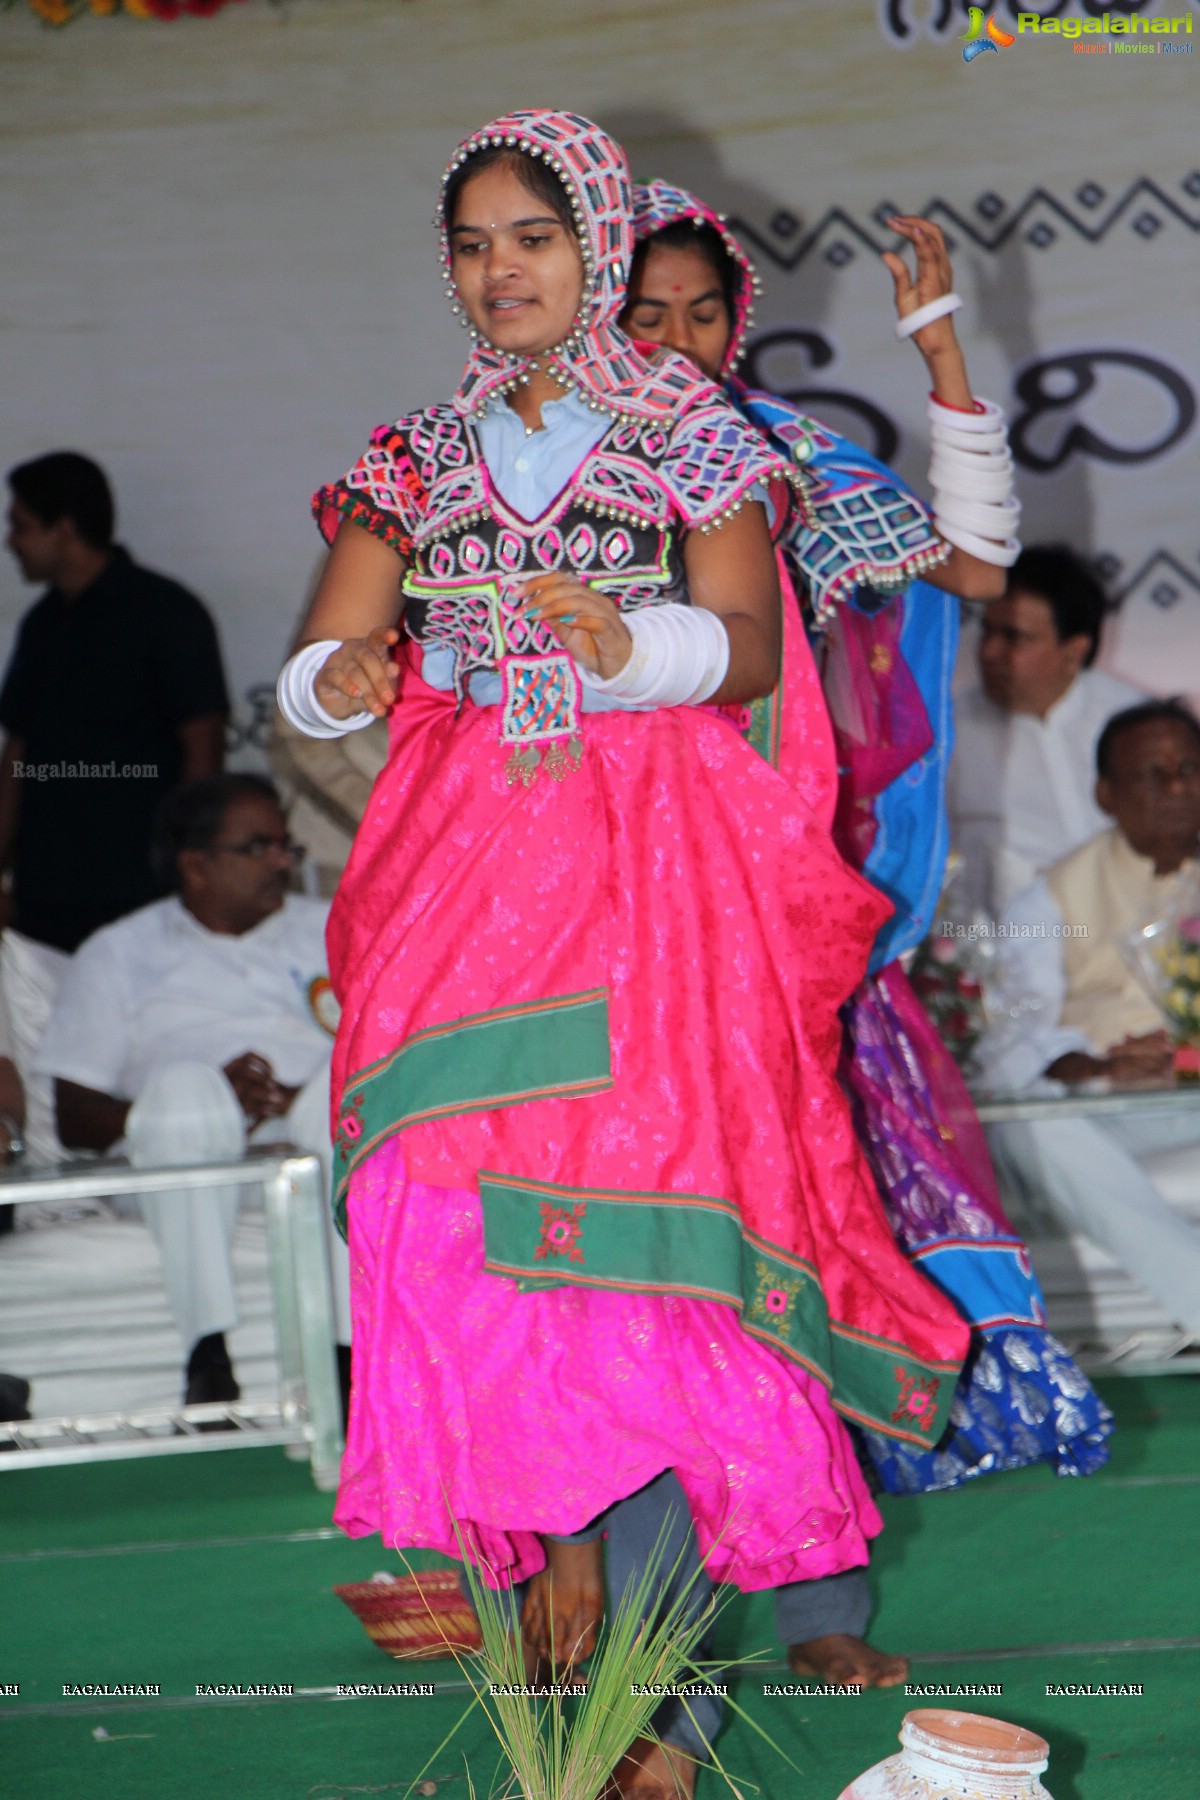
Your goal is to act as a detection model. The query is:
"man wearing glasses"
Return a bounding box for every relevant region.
[35,774,348,1411]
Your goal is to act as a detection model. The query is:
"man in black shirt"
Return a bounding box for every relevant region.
[1,452,229,953]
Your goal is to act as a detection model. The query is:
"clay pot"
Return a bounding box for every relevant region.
[836,1709,1053,1798]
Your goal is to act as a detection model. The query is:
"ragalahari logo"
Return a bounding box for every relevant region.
[961,8,1017,62]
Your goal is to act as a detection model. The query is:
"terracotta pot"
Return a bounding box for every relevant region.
[836,1709,1053,1799]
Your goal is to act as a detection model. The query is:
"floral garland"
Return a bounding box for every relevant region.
[13,0,253,23]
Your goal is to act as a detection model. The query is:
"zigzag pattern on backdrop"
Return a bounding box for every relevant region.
[877,0,958,41]
[733,174,1200,272]
[1107,550,1200,611]
[877,0,1162,46]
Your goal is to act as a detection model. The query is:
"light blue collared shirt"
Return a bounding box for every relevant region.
[475,389,610,519]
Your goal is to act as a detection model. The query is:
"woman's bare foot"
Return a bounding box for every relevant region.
[612,1737,698,1800]
[521,1535,605,1673]
[787,1633,908,1688]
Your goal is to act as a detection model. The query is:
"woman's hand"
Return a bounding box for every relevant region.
[293,521,407,714]
[311,626,400,720]
[522,574,633,679]
[882,215,973,409]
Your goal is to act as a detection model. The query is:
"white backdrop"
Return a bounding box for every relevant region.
[1,0,1196,754]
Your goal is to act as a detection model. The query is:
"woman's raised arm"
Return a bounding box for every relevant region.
[883,215,1011,603]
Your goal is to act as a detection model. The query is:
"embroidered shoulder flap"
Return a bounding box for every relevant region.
[660,393,806,533]
[313,413,434,555]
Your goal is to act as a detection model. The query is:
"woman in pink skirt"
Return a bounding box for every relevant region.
[278,107,968,1794]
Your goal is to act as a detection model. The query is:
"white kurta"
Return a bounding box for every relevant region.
[36,895,347,1350]
[0,929,70,1166]
[947,667,1144,918]
[972,877,1093,1095]
[36,894,333,1099]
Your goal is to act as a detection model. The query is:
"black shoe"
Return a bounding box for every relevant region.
[0,1372,31,1422]
[183,1362,241,1433]
[184,1364,241,1407]
[184,1333,240,1413]
[336,1343,352,1432]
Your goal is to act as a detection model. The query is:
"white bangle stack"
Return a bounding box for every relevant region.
[928,396,1021,568]
[579,603,730,710]
[276,640,376,740]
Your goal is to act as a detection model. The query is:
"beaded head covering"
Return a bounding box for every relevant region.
[439,110,715,424]
[631,179,761,380]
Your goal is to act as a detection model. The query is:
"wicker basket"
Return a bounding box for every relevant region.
[334,1569,483,1660]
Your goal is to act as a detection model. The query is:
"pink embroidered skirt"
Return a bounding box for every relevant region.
[328,653,968,1588]
[336,1140,883,1589]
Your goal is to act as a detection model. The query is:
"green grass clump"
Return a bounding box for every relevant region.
[406,1522,790,1800]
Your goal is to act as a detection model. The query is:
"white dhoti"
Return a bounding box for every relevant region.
[0,928,70,1166]
[126,1057,349,1352]
[987,1112,1200,1336]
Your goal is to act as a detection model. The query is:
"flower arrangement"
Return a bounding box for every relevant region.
[906,854,997,1074]
[1123,867,1200,1081]
[1156,918,1200,1041]
[907,928,988,1072]
[11,0,415,16]
[12,0,252,23]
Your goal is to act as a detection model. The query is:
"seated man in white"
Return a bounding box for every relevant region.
[948,545,1143,918]
[980,700,1200,1338]
[35,774,349,1406]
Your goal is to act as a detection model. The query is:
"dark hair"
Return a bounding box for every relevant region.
[1096,697,1200,781]
[151,773,281,892]
[626,218,740,322]
[7,451,115,550]
[443,145,577,239]
[1006,545,1109,669]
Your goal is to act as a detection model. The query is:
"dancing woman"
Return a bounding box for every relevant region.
[279,113,971,1747]
[278,116,964,1591]
[624,179,1113,1685]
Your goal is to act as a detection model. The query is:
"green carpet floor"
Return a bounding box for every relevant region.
[2,1376,1198,1798]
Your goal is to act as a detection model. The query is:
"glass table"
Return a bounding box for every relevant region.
[967,1080,1199,1375]
[971,1080,1199,1125]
